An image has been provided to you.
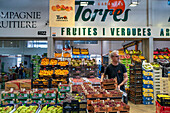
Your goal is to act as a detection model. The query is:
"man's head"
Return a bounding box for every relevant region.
[110,50,119,63]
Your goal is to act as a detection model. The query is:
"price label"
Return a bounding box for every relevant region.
[11,94,14,97]
[39,94,42,97]
[66,87,69,90]
[24,94,27,97]
[52,94,55,97]
[10,101,14,104]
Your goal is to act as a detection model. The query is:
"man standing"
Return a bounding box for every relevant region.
[19,63,24,79]
[101,50,128,104]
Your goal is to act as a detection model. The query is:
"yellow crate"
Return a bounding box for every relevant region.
[143,71,153,76]
[143,93,153,97]
[143,88,153,93]
[143,80,153,85]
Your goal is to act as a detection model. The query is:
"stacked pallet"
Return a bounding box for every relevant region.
[129,63,143,104]
[153,68,162,105]
[160,77,169,94]
[143,69,154,105]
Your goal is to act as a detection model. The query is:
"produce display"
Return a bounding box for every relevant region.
[55,69,69,75]
[49,59,58,65]
[54,53,62,58]
[91,100,130,112]
[65,93,86,102]
[40,105,62,113]
[41,58,49,65]
[125,50,142,55]
[39,70,54,76]
[0,106,13,113]
[58,61,69,66]
[72,48,80,55]
[14,105,38,113]
[81,49,89,55]
[142,62,152,70]
[150,62,161,69]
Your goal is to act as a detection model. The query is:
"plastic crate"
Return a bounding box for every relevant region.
[156,101,170,113]
[143,75,153,80]
[157,94,170,106]
[143,88,154,93]
[143,84,153,89]
[143,96,154,101]
[143,100,154,105]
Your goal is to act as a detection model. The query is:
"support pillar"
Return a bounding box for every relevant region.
[142,38,153,63]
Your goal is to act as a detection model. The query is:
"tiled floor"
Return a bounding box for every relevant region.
[128,101,156,113]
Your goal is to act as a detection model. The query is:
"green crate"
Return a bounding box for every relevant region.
[44,93,56,99]
[29,99,43,104]
[43,99,56,104]
[16,93,29,99]
[58,85,70,92]
[16,99,28,104]
[58,93,65,99]
[1,99,15,105]
[57,99,64,104]
[1,93,16,99]
[30,93,44,99]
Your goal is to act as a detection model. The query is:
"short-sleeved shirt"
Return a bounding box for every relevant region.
[104,63,127,91]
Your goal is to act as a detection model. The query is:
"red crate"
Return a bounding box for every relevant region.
[156,101,170,113]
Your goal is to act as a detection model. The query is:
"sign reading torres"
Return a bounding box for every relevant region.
[75,0,131,22]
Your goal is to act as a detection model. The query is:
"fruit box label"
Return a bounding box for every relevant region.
[45,93,56,98]
[2,93,16,99]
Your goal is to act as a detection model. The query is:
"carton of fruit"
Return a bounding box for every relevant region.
[1,99,15,105]
[16,90,30,99]
[15,99,29,104]
[57,99,64,104]
[58,92,66,99]
[44,89,57,99]
[43,99,56,105]
[30,89,45,99]
[58,84,70,92]
[27,99,43,104]
[1,90,17,99]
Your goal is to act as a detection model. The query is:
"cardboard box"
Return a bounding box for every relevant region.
[5,81,20,91]
[20,81,31,90]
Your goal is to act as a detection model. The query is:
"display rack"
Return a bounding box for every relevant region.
[129,62,143,104]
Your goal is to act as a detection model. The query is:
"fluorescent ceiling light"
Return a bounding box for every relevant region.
[129,4,138,7]
[80,2,88,6]
[129,0,139,7]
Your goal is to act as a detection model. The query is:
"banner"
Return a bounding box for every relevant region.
[49,0,75,27]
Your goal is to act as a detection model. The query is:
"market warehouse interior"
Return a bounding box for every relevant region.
[0,0,170,112]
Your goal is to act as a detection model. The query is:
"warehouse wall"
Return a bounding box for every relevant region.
[0,41,47,55]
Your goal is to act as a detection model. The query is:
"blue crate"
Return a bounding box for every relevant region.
[143,84,153,89]
[143,96,154,101]
[143,100,154,105]
[143,75,153,80]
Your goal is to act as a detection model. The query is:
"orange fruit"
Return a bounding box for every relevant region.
[52,6,57,11]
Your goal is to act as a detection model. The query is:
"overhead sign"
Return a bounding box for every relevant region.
[51,27,170,38]
[49,0,75,27]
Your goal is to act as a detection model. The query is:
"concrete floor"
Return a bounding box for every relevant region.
[128,101,156,113]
